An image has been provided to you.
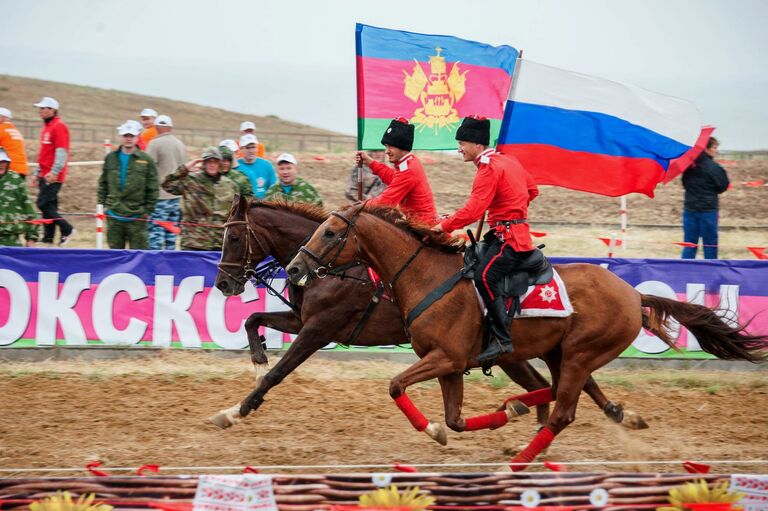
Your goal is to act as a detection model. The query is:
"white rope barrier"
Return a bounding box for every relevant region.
[0,459,764,474]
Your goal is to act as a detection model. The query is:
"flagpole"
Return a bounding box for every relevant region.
[355,27,364,201]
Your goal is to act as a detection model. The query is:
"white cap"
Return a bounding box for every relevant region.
[219,139,238,152]
[0,148,10,162]
[34,97,60,109]
[140,108,158,118]
[240,121,256,131]
[0,107,12,119]
[239,134,259,147]
[155,114,173,127]
[276,153,298,165]
[117,121,141,136]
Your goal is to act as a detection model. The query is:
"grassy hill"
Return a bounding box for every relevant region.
[0,74,337,135]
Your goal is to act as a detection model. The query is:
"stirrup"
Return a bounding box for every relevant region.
[477,338,513,364]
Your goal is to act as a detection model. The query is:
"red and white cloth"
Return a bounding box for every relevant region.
[512,268,573,318]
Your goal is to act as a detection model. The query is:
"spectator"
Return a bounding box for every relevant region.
[681,136,730,259]
[34,96,75,246]
[0,107,29,178]
[265,153,322,206]
[0,148,38,247]
[237,134,276,199]
[219,144,253,198]
[161,147,239,251]
[98,122,159,249]
[239,121,265,158]
[138,108,158,149]
[344,150,386,202]
[146,115,186,250]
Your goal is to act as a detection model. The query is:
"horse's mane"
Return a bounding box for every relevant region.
[249,199,329,223]
[362,205,466,253]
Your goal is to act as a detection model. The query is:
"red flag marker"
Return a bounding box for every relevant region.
[137,464,160,476]
[243,466,260,474]
[683,461,711,474]
[393,463,418,473]
[544,461,567,472]
[747,247,768,260]
[598,237,623,247]
[85,460,110,477]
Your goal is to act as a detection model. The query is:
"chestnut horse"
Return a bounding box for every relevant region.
[285,202,766,470]
[210,196,646,432]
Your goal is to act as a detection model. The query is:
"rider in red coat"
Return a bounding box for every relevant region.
[434,115,539,362]
[355,118,438,224]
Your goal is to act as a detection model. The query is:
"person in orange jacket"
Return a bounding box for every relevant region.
[0,107,29,177]
[138,108,158,149]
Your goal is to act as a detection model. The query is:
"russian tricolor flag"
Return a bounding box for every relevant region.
[497,60,704,197]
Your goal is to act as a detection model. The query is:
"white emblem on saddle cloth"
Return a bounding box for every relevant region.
[516,269,573,318]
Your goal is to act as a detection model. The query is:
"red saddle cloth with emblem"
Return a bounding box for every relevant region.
[507,269,573,318]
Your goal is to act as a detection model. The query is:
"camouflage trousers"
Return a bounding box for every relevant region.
[107,217,148,249]
[0,234,22,247]
[148,198,181,251]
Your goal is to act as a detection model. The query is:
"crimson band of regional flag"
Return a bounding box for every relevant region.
[356,23,518,150]
[497,60,703,197]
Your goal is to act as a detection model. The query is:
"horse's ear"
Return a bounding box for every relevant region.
[237,194,249,216]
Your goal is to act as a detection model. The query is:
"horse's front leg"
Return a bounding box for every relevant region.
[244,311,302,376]
[208,323,325,430]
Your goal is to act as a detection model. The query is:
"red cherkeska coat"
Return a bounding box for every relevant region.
[368,153,438,224]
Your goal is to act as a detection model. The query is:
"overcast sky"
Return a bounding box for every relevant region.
[2,0,766,150]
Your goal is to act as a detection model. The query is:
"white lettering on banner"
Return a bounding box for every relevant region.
[153,275,205,347]
[263,278,296,349]
[92,273,149,345]
[0,269,31,346]
[206,281,259,349]
[718,285,739,327]
[632,280,680,354]
[36,272,91,346]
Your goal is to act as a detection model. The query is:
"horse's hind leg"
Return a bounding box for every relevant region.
[582,376,649,430]
[498,361,551,427]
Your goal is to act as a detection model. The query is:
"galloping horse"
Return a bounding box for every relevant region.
[285,202,766,469]
[210,196,646,433]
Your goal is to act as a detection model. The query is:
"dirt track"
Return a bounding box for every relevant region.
[1,354,766,476]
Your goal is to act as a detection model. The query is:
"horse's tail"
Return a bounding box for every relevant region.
[640,294,767,363]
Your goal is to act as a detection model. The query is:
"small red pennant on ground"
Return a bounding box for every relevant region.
[747,247,768,260]
[543,461,567,472]
[531,231,547,237]
[673,242,698,248]
[312,155,326,161]
[137,464,160,476]
[393,463,418,473]
[682,461,711,474]
[597,237,623,247]
[85,460,110,477]
[153,220,181,234]
[745,179,765,187]
[243,466,260,474]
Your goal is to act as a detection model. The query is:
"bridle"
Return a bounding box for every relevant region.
[218,219,270,285]
[298,208,364,279]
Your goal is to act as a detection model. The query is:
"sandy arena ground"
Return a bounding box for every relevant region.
[1,353,766,476]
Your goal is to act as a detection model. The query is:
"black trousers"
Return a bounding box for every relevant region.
[37,179,73,242]
[474,232,532,305]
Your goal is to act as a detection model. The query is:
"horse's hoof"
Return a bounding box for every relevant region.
[208,412,233,429]
[424,422,448,446]
[505,399,530,418]
[622,410,649,430]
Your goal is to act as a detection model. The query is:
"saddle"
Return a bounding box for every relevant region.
[463,239,554,304]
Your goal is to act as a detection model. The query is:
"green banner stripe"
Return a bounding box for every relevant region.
[358,118,502,151]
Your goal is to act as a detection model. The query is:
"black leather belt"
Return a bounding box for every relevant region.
[493,219,527,227]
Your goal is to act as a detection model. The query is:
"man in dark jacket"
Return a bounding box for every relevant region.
[681,137,729,259]
[98,122,159,249]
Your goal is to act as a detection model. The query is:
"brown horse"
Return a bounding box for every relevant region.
[210,196,646,433]
[285,202,766,469]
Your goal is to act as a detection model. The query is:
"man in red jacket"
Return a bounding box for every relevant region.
[354,118,437,224]
[34,96,75,246]
[433,115,539,362]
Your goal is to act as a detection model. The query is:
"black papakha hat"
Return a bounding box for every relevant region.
[381,117,414,151]
[455,115,490,146]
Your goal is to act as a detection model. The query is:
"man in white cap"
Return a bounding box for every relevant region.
[34,96,75,246]
[236,133,276,199]
[265,153,322,206]
[238,120,264,158]
[0,107,29,178]
[145,115,186,250]
[139,108,158,148]
[97,122,159,249]
[0,148,39,247]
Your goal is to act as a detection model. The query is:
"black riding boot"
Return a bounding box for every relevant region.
[478,298,513,363]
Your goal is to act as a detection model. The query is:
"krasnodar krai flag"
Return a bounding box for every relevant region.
[497,60,704,197]
[356,23,518,150]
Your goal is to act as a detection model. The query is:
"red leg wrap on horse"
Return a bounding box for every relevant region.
[506,387,554,407]
[394,394,429,432]
[464,411,509,431]
[510,427,556,471]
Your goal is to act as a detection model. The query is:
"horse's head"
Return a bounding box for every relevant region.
[215,195,271,296]
[286,202,366,286]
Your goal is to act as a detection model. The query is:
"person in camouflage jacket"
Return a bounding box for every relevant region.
[98,123,159,249]
[265,153,323,206]
[162,146,239,251]
[219,145,253,198]
[0,148,39,246]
